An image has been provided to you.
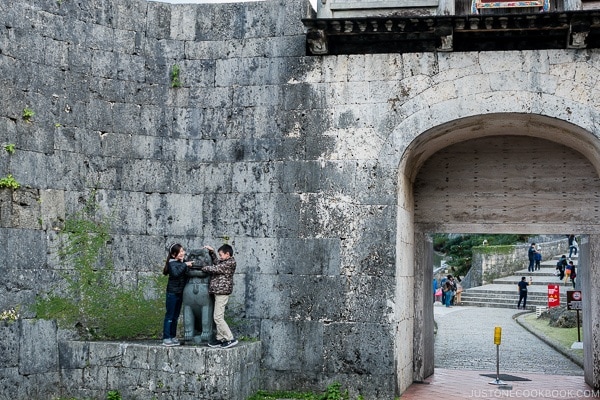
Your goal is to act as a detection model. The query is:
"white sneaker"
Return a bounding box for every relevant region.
[162,338,177,347]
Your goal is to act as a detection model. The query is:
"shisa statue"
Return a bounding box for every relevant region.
[182,248,215,344]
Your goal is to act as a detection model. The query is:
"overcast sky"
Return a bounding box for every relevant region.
[151,0,317,8]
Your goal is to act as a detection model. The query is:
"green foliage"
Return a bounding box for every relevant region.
[248,382,353,400]
[170,64,182,88]
[0,174,20,189]
[432,234,528,277]
[4,143,16,154]
[34,191,164,340]
[106,390,122,400]
[320,382,348,400]
[22,107,34,122]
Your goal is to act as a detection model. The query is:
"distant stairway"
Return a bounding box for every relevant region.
[459,255,577,310]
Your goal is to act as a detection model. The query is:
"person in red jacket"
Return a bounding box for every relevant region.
[202,244,238,349]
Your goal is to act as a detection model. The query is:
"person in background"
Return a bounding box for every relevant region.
[455,280,463,305]
[565,260,575,285]
[443,275,455,308]
[556,255,567,281]
[568,235,578,258]
[528,243,536,272]
[534,245,542,271]
[440,275,448,305]
[517,276,532,310]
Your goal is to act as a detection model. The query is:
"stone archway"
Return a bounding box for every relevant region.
[396,113,600,394]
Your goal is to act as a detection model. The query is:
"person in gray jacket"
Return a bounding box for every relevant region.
[202,244,238,349]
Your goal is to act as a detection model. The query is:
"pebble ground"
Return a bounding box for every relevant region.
[434,305,583,376]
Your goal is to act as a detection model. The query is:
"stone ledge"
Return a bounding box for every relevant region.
[60,340,261,400]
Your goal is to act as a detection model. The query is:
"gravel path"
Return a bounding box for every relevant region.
[434,305,583,376]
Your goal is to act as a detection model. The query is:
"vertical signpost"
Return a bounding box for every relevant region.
[489,326,506,385]
[567,290,583,345]
[548,284,560,308]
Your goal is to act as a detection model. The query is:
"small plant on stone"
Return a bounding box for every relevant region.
[22,107,35,122]
[106,390,122,400]
[321,382,349,400]
[170,64,182,88]
[4,143,16,154]
[0,306,20,324]
[248,382,354,400]
[0,174,20,189]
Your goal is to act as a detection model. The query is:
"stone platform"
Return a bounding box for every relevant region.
[0,319,261,400]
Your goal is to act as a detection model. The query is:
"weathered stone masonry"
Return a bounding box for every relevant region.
[2,0,600,398]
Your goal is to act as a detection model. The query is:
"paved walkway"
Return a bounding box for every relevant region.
[434,306,582,375]
[400,306,598,399]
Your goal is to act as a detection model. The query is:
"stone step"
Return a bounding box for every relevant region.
[492,276,573,285]
[456,301,543,310]
[447,250,578,310]
[461,290,564,299]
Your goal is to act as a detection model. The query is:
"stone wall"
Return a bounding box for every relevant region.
[0,0,398,396]
[2,0,600,397]
[0,319,260,400]
[463,238,571,288]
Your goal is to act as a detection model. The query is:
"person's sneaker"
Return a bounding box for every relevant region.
[162,338,177,347]
[208,339,224,348]
[220,339,238,349]
[171,338,181,346]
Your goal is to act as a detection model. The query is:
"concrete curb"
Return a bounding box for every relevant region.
[514,311,584,368]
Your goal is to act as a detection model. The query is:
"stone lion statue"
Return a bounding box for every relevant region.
[182,248,215,344]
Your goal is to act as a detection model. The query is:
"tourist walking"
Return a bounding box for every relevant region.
[565,260,575,285]
[528,243,536,272]
[443,275,455,308]
[534,245,542,271]
[556,255,567,281]
[517,276,532,309]
[569,235,578,258]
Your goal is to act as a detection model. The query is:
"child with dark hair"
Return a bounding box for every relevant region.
[162,243,193,347]
[202,244,238,349]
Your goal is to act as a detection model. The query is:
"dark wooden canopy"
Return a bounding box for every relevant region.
[302,10,600,54]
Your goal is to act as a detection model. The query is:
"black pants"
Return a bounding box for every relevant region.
[517,290,528,308]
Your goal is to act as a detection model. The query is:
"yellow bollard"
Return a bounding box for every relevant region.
[490,326,506,385]
[494,326,502,345]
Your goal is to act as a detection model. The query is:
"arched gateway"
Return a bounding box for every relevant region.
[396,113,600,392]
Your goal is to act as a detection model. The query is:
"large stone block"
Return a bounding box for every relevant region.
[260,320,324,371]
[59,340,90,369]
[323,321,394,376]
[19,319,59,375]
[0,367,21,399]
[0,320,20,368]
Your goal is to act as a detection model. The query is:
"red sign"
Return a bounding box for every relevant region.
[548,284,560,308]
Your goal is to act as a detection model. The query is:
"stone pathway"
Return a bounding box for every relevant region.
[434,305,583,376]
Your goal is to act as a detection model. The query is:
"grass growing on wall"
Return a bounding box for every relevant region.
[34,191,164,340]
[248,382,360,400]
